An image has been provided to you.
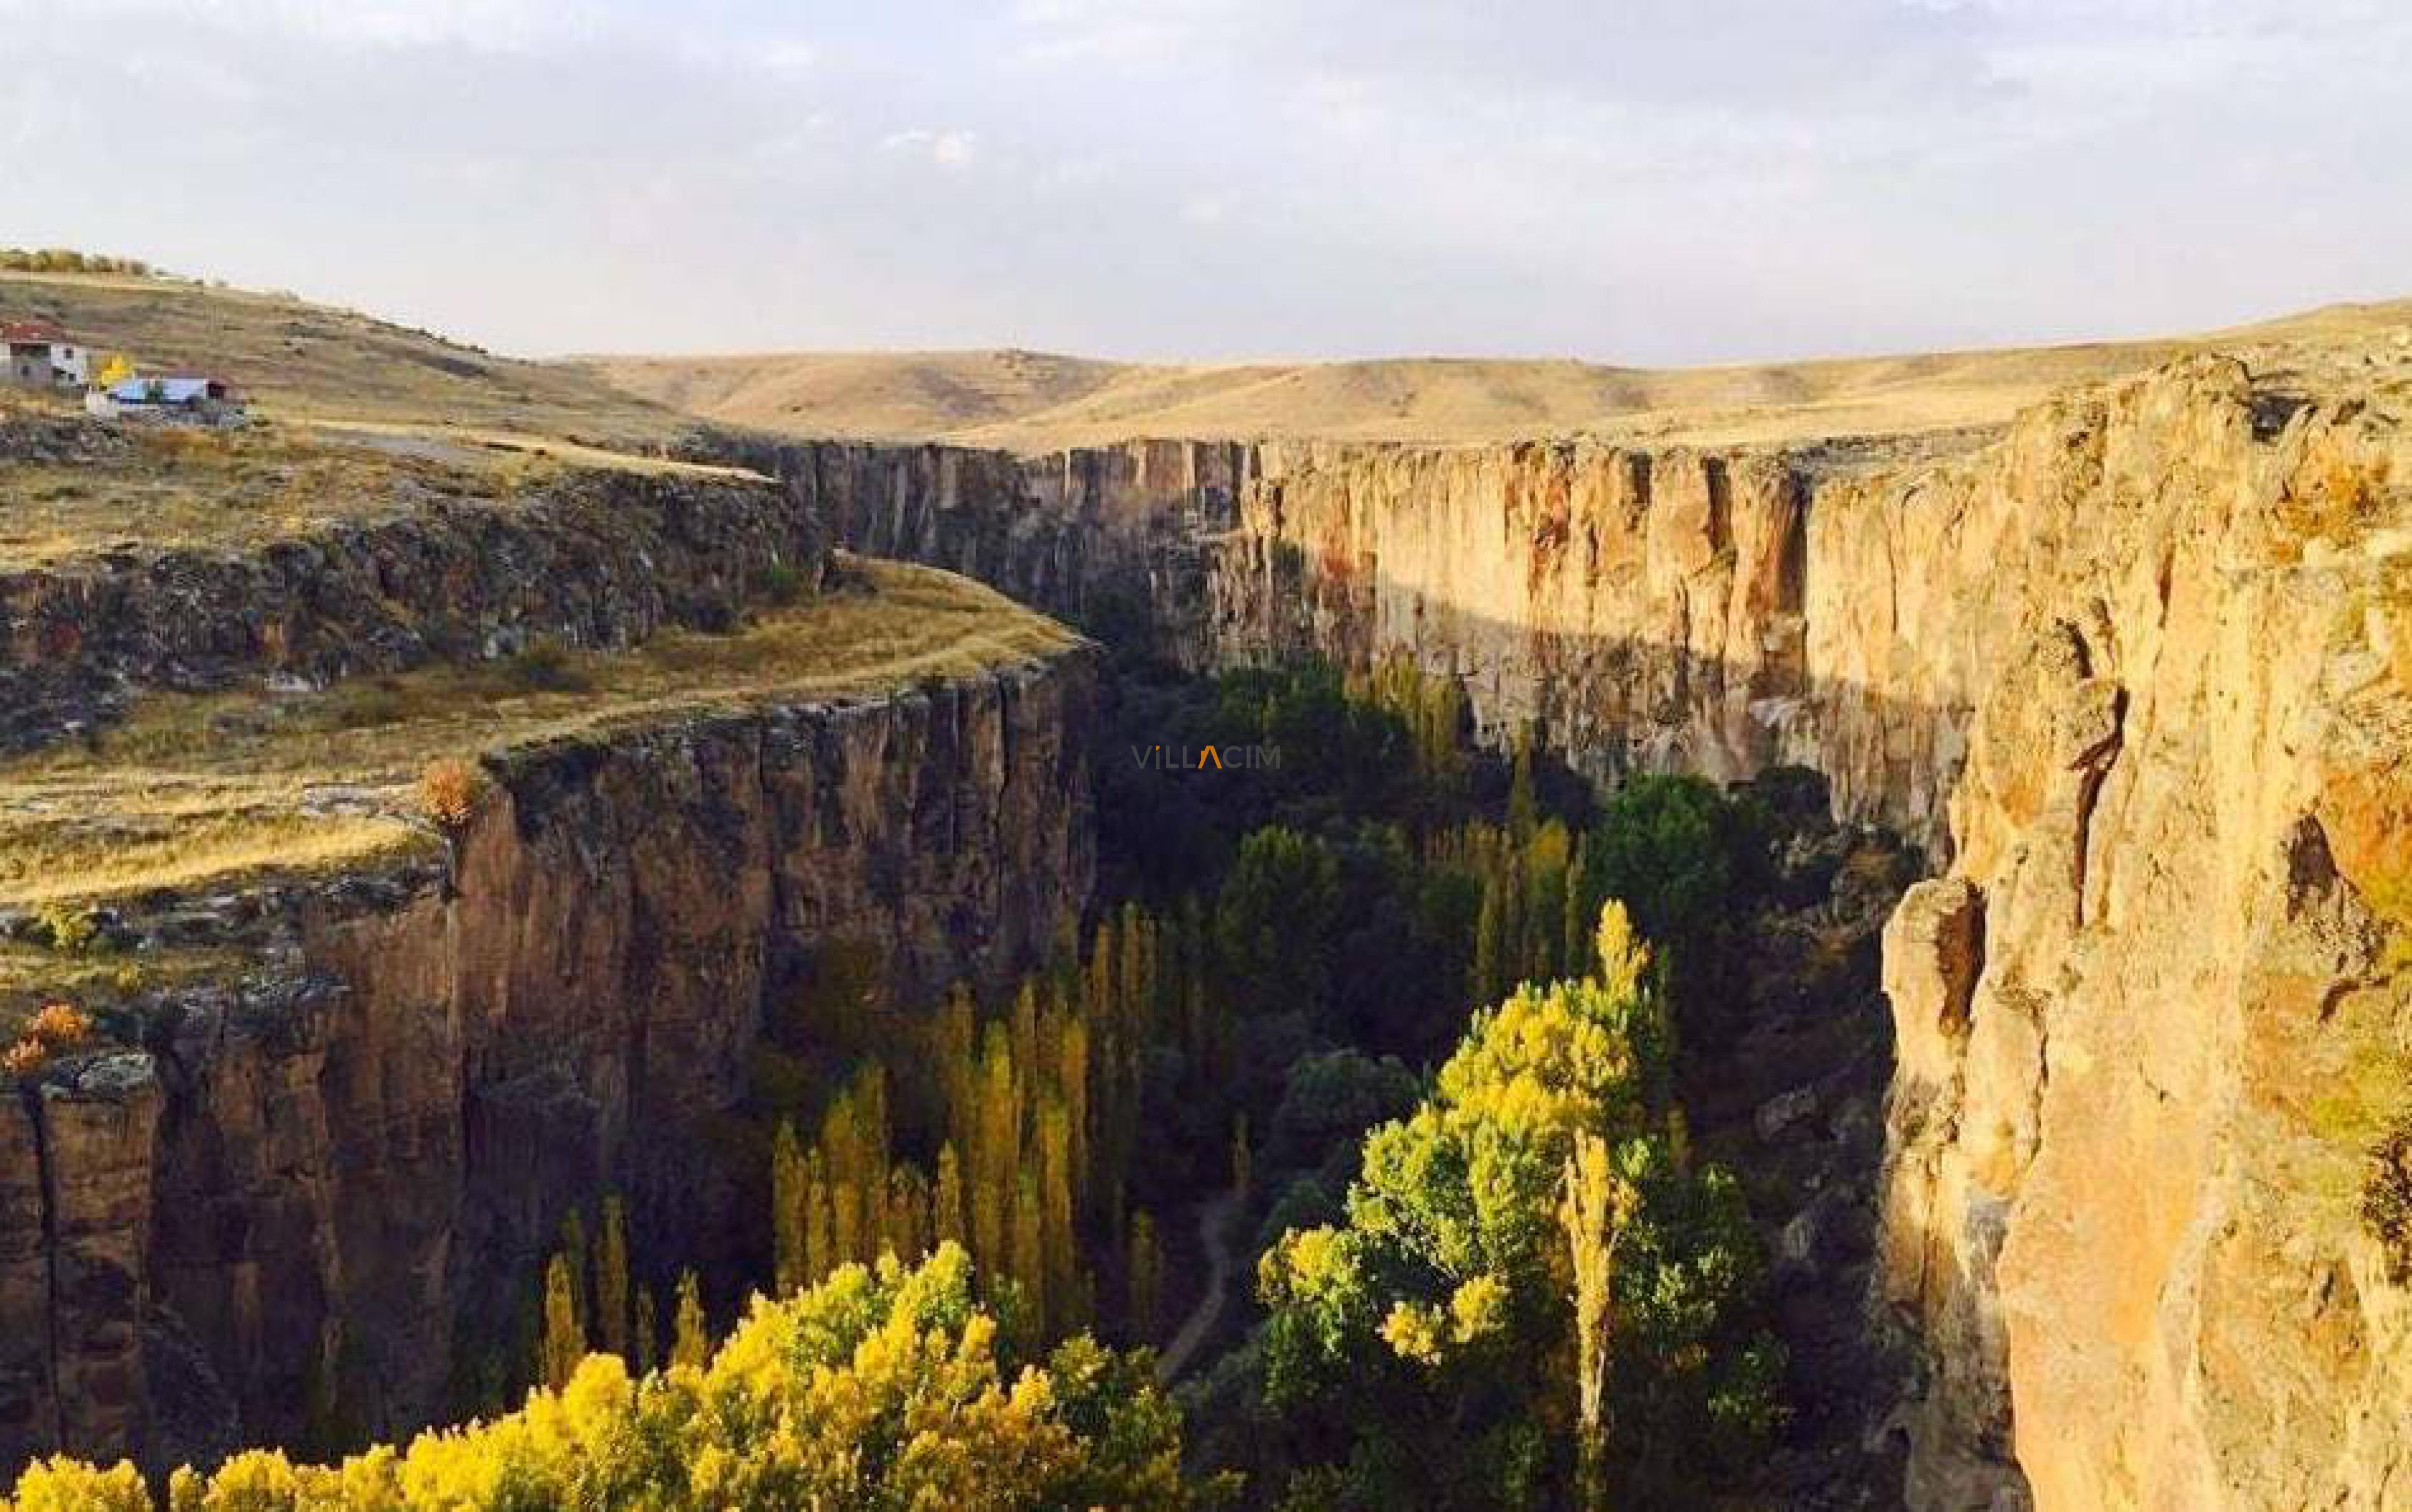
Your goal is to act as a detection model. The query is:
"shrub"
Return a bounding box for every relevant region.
[758,561,808,606]
[35,905,99,956]
[25,1003,92,1048]
[496,636,589,694]
[2,1003,94,1080]
[417,758,487,833]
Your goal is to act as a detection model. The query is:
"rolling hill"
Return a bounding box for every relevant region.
[0,269,684,445]
[575,297,2412,452]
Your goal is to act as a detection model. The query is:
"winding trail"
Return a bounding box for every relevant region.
[1155,1188,1241,1384]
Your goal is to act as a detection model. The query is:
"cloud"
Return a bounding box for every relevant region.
[16,0,572,51]
[3,0,2406,362]
[881,128,980,170]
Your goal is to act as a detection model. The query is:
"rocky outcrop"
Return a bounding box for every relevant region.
[0,649,1095,1472]
[754,343,2411,1510]
[0,467,829,750]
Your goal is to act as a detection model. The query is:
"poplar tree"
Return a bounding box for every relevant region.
[805,1148,833,1286]
[832,1178,862,1271]
[634,1285,660,1376]
[933,1141,967,1250]
[1563,832,1595,977]
[886,1164,929,1263]
[1508,728,1538,841]
[1054,1013,1091,1225]
[1562,1129,1635,1512]
[1472,871,1508,1008]
[596,1193,631,1359]
[972,1023,1021,1283]
[540,1254,583,1390]
[1038,1092,1078,1328]
[670,1271,710,1369]
[1127,1210,1161,1342]
[771,1123,808,1293]
[558,1209,590,1329]
[1013,1168,1048,1335]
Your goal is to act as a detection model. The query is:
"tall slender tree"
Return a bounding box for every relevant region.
[539,1254,583,1391]
[670,1271,710,1369]
[596,1194,631,1359]
[1562,1130,1636,1512]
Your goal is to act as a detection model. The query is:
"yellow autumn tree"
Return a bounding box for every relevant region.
[13,1247,1192,1510]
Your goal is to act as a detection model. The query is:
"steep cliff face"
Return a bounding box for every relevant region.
[1862,359,2410,1511]
[0,651,1095,1471]
[720,437,1252,650]
[771,345,2410,1509]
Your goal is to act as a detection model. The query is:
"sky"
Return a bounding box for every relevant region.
[4,0,2409,364]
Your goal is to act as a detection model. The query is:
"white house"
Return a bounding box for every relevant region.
[1,320,90,388]
[85,374,245,425]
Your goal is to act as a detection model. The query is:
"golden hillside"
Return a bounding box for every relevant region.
[0,269,685,445]
[576,298,2412,452]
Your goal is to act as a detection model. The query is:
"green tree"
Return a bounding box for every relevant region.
[539,1254,584,1391]
[671,1271,710,1369]
[1127,1210,1163,1342]
[1258,903,1776,1506]
[1215,826,1342,1019]
[1587,774,1771,1036]
[772,1123,808,1293]
[596,1193,632,1359]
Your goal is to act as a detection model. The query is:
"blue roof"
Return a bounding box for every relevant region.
[109,377,219,404]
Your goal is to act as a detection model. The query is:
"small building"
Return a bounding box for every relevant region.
[1,320,90,388]
[87,374,246,425]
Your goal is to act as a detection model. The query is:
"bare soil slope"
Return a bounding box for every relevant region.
[578,298,2412,451]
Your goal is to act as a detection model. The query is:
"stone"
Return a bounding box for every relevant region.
[1757,1085,1822,1143]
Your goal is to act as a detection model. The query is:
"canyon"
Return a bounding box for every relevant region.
[0,304,2405,1509]
[729,338,2409,1508]
[0,649,1095,1470]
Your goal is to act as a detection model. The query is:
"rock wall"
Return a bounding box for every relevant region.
[1857,360,2410,1511]
[768,349,2411,1510]
[720,437,1253,653]
[0,467,830,751]
[0,649,1096,1472]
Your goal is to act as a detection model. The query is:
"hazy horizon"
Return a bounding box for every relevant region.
[6,1,2410,367]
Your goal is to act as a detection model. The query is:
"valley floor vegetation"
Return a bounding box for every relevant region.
[8,653,1796,1509]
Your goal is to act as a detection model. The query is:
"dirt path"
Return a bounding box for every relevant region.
[1155,1188,1241,1384]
